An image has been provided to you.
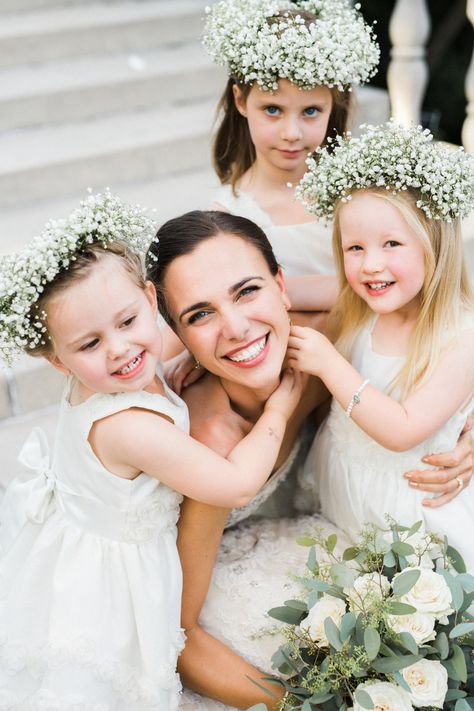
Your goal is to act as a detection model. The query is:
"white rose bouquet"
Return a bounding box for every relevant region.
[249,521,474,711]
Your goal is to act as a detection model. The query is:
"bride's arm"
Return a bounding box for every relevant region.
[177,392,284,708]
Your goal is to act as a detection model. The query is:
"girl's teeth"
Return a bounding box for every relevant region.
[228,337,266,363]
[118,354,141,374]
[368,282,390,290]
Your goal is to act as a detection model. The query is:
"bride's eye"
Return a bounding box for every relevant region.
[188,310,211,325]
[237,285,261,299]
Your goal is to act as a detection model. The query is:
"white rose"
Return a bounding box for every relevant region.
[397,568,453,619]
[347,572,390,611]
[353,682,413,711]
[402,659,448,708]
[299,594,346,646]
[386,611,436,644]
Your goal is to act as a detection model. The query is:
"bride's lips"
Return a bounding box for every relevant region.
[223,334,270,369]
[113,351,147,379]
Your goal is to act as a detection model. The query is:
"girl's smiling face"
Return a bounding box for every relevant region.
[339,192,427,320]
[233,79,333,179]
[163,232,291,394]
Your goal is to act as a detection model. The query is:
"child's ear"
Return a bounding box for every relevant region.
[144,280,158,317]
[47,353,71,376]
[232,84,247,117]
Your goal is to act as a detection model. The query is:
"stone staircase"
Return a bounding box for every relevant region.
[0,0,394,481]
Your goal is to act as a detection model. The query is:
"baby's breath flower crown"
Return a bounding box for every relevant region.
[297,121,474,222]
[203,0,380,92]
[0,189,157,365]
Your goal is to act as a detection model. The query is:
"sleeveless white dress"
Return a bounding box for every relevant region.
[0,376,189,710]
[301,315,474,572]
[213,185,335,276]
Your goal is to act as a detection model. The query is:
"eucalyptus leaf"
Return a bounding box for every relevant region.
[307,546,317,574]
[327,533,337,553]
[446,545,466,574]
[330,562,356,588]
[457,573,474,593]
[324,617,343,651]
[372,654,421,673]
[297,537,317,547]
[433,631,449,660]
[364,627,380,660]
[454,699,471,711]
[308,591,318,609]
[393,671,412,693]
[383,550,397,568]
[354,689,374,710]
[302,700,312,711]
[284,599,309,612]
[438,569,464,611]
[392,569,421,597]
[387,601,416,615]
[449,622,474,639]
[445,690,467,701]
[248,705,268,711]
[406,520,423,537]
[268,606,304,625]
[305,579,331,593]
[340,611,357,642]
[399,631,418,655]
[444,644,467,683]
[309,692,334,704]
[391,541,415,556]
[343,546,359,561]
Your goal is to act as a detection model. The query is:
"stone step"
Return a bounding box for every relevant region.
[0,97,217,209]
[0,44,224,131]
[0,0,207,68]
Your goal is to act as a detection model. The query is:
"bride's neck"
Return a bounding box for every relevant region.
[220,377,280,422]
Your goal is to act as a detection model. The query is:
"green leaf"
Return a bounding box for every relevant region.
[383,550,397,568]
[302,700,312,711]
[391,541,415,556]
[393,671,412,693]
[307,546,317,574]
[457,573,474,592]
[340,612,357,642]
[438,569,464,610]
[343,546,360,561]
[446,545,467,574]
[268,606,304,625]
[406,520,423,537]
[324,617,343,651]
[330,562,356,588]
[327,533,337,553]
[449,622,474,639]
[399,631,418,654]
[387,601,417,615]
[392,569,421,597]
[433,631,449,660]
[372,654,421,673]
[364,627,380,660]
[284,599,308,612]
[309,692,334,704]
[454,700,471,711]
[444,644,467,683]
[248,705,268,711]
[305,579,331,593]
[297,537,317,547]
[354,689,374,710]
[445,690,467,701]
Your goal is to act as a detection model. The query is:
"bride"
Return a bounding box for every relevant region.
[147,210,473,710]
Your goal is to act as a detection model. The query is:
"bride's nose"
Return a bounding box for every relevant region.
[221,310,250,341]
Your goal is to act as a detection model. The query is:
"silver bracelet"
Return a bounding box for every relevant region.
[345,378,370,419]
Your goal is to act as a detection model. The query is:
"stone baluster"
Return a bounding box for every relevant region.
[387,0,431,126]
[462,0,474,150]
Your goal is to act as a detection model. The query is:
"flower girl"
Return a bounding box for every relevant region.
[0,191,300,709]
[289,122,474,566]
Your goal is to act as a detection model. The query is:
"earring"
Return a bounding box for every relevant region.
[194,359,202,370]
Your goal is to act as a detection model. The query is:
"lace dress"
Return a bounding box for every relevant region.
[213,185,334,276]
[301,315,474,572]
[0,377,189,710]
[180,430,352,711]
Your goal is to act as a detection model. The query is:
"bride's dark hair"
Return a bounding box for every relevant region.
[147,210,279,326]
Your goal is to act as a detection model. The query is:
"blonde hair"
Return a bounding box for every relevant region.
[29,242,146,359]
[329,188,474,398]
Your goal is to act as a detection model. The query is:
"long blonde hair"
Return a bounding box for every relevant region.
[329,188,474,398]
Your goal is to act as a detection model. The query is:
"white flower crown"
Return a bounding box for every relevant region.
[203,0,380,91]
[0,190,157,365]
[297,121,474,222]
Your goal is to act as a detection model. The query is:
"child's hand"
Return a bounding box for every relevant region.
[265,368,303,420]
[287,324,334,376]
[164,350,206,395]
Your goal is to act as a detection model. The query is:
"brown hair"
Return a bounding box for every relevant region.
[29,242,146,358]
[147,210,279,327]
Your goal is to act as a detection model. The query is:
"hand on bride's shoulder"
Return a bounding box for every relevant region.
[182,376,251,456]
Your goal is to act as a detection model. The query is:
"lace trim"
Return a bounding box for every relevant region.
[0,632,185,708]
[122,488,182,543]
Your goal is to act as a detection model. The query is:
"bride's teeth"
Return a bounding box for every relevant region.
[117,354,142,374]
[228,337,266,363]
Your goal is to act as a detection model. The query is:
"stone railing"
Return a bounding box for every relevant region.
[386,0,474,151]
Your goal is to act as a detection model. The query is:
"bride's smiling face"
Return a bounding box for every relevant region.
[164,232,291,390]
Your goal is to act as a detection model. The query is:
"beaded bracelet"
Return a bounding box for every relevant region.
[345,379,370,419]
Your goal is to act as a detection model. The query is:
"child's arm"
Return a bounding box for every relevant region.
[90,369,302,507]
[285,274,338,312]
[288,325,474,452]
